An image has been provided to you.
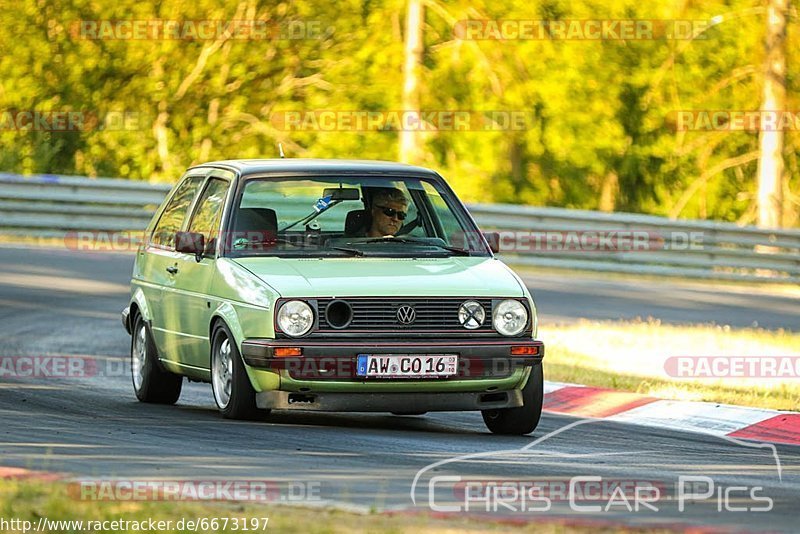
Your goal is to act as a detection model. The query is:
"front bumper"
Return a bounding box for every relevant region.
[121,307,131,335]
[241,338,544,381]
[256,389,525,412]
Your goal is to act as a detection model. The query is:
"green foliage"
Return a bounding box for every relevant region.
[0,0,796,226]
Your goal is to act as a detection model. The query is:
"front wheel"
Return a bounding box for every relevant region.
[211,323,263,420]
[130,314,182,404]
[482,364,543,435]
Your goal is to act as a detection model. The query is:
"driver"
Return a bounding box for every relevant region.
[367,188,408,237]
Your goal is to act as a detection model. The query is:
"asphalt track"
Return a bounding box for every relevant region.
[0,246,798,532]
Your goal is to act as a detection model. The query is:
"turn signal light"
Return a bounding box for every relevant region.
[510,346,539,356]
[274,347,303,357]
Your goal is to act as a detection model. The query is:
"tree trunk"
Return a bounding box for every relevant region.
[153,102,172,178]
[399,0,423,164]
[756,0,788,228]
[598,172,619,212]
[509,138,524,196]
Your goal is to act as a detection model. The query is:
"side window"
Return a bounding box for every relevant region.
[187,178,229,256]
[151,176,204,249]
[421,181,463,242]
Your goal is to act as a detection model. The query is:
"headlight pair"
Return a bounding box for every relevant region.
[459,299,528,336]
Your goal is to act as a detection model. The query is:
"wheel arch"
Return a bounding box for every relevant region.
[209,302,246,347]
[129,286,152,324]
[208,303,263,392]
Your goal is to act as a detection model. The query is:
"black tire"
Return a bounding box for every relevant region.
[211,323,263,420]
[482,364,543,435]
[130,314,182,404]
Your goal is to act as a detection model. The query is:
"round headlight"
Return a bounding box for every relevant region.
[458,301,486,330]
[277,300,314,337]
[493,300,528,336]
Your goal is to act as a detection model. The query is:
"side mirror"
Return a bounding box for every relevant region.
[176,231,205,261]
[483,231,500,254]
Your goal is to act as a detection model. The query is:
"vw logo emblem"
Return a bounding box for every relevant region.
[396,305,416,325]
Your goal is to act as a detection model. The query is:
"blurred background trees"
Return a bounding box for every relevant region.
[0,0,797,228]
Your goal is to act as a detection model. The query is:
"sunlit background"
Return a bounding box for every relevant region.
[1,0,797,227]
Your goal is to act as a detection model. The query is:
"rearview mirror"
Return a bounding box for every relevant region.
[176,231,205,261]
[323,187,360,201]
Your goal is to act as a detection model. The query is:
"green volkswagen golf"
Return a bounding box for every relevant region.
[122,159,544,435]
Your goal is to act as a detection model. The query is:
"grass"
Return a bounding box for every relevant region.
[542,319,800,411]
[0,478,675,533]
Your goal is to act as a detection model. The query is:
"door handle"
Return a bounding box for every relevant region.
[166,266,179,275]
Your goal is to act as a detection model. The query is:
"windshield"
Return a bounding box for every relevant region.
[225,175,491,258]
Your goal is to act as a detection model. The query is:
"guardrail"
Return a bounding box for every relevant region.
[1,172,799,283]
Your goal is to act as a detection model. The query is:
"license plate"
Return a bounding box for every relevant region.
[356,354,458,378]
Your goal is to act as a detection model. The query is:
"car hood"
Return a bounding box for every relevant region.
[231,256,525,298]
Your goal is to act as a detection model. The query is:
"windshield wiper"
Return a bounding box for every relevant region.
[233,237,296,249]
[232,237,364,256]
[353,236,471,256]
[328,246,364,257]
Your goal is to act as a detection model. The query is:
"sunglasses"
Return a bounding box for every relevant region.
[375,205,407,220]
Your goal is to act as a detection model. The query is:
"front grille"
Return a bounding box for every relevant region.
[317,297,495,333]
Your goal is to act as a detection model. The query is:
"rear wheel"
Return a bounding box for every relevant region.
[482,364,543,435]
[211,323,262,420]
[130,314,182,404]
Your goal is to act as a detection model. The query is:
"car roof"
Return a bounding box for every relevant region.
[189,158,440,177]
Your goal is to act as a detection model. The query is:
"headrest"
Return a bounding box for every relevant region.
[344,209,369,237]
[234,207,278,239]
